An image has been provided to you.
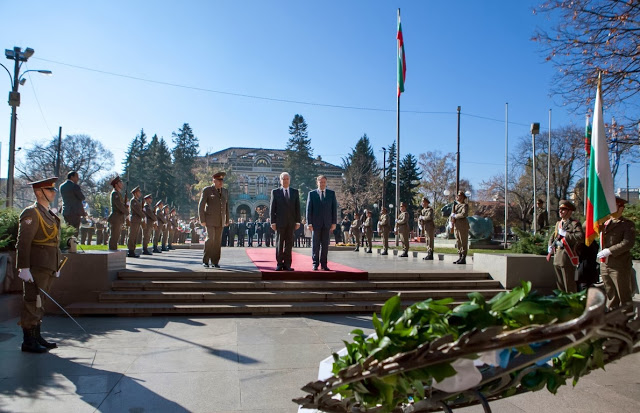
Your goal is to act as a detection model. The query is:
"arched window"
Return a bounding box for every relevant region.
[238,175,249,194]
[256,176,268,195]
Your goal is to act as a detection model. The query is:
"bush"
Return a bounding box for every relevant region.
[0,208,20,251]
[59,223,77,251]
[511,227,549,255]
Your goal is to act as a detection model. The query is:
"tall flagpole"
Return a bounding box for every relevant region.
[504,103,508,248]
[395,8,402,247]
[547,109,551,217]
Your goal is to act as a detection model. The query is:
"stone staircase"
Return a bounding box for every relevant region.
[66,269,505,316]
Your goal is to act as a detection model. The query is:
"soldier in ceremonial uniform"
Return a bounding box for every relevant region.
[419,198,435,261]
[95,219,105,245]
[395,202,410,257]
[168,208,177,249]
[548,200,584,293]
[16,177,62,353]
[378,207,390,255]
[161,205,171,251]
[153,200,165,253]
[127,186,144,258]
[536,199,549,231]
[142,194,156,255]
[107,176,128,251]
[363,210,373,253]
[199,171,229,267]
[351,212,362,252]
[597,197,637,309]
[190,217,200,244]
[451,191,470,264]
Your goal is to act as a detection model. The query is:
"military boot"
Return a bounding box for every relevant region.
[354,247,359,252]
[161,246,168,251]
[127,250,140,258]
[152,246,162,253]
[22,327,48,353]
[35,325,57,349]
[142,249,153,256]
[381,249,388,255]
[423,252,434,261]
[453,254,462,264]
[458,254,467,265]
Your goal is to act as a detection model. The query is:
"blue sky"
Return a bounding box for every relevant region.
[1,0,637,191]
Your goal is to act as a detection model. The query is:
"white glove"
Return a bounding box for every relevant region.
[548,246,553,254]
[558,227,567,237]
[596,248,612,259]
[56,271,61,278]
[18,268,34,283]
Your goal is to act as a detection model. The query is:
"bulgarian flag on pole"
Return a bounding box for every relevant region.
[585,74,617,246]
[397,9,406,97]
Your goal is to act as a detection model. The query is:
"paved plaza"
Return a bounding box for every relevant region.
[0,247,638,412]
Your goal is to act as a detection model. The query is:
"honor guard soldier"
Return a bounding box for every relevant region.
[597,197,637,309]
[198,171,230,268]
[95,219,105,245]
[153,200,166,253]
[16,177,62,353]
[107,176,128,251]
[451,191,470,264]
[548,200,584,293]
[168,208,177,249]
[378,207,391,255]
[419,198,435,261]
[536,199,549,231]
[363,210,373,253]
[127,186,144,258]
[161,205,171,251]
[190,217,200,244]
[395,202,410,257]
[142,194,156,255]
[351,212,362,252]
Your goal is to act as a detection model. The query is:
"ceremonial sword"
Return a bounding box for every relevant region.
[39,287,88,334]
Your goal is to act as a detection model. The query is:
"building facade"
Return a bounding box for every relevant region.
[203,147,343,221]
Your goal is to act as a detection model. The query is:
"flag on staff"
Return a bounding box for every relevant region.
[397,11,406,96]
[585,74,616,246]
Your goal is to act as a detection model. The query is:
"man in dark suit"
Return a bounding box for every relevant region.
[59,171,86,234]
[247,219,255,247]
[306,175,337,270]
[269,172,301,271]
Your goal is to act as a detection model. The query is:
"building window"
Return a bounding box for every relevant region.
[238,175,249,194]
[256,176,268,195]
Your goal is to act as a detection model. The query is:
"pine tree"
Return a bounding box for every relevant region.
[171,123,200,214]
[284,114,316,203]
[384,141,397,210]
[398,153,422,221]
[340,134,380,213]
[122,129,148,190]
[146,135,175,203]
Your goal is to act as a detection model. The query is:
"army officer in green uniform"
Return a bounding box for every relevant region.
[548,200,584,293]
[16,177,62,353]
[107,176,128,251]
[597,197,637,309]
[199,172,229,268]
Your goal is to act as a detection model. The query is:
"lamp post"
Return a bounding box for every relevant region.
[381,147,386,209]
[530,123,540,234]
[2,46,52,208]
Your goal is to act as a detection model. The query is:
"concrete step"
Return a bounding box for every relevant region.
[111,279,502,291]
[98,289,505,303]
[117,271,262,281]
[66,300,467,316]
[369,272,491,281]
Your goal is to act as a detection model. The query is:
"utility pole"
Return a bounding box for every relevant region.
[381,147,386,209]
[456,106,461,194]
[531,123,540,234]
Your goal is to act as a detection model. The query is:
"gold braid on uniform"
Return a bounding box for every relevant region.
[32,208,59,246]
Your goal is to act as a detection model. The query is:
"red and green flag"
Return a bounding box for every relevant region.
[397,12,406,97]
[585,74,616,246]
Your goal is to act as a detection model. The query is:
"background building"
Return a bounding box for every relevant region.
[203,147,343,221]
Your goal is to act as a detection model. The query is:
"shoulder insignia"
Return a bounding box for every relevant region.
[23,218,33,225]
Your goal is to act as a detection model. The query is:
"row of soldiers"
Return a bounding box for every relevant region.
[220,218,275,247]
[107,177,190,257]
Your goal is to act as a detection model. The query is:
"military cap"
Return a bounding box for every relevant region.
[155,200,164,207]
[536,198,545,204]
[558,200,576,211]
[400,201,408,207]
[190,216,196,220]
[213,171,226,180]
[110,176,122,187]
[29,177,58,191]
[131,186,141,194]
[381,207,388,213]
[170,208,176,213]
[457,190,467,198]
[143,194,152,200]
[422,197,431,204]
[615,197,628,206]
[163,204,170,209]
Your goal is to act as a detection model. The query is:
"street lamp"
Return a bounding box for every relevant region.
[1,46,52,208]
[531,122,540,234]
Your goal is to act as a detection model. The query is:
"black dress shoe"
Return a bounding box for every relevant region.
[381,251,388,255]
[213,264,220,268]
[366,249,372,253]
[399,253,408,257]
[275,265,283,271]
[321,266,331,271]
[202,263,210,268]
[142,250,153,255]
[153,248,162,253]
[313,265,318,271]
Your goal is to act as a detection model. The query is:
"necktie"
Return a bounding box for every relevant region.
[285,189,289,199]
[321,190,325,201]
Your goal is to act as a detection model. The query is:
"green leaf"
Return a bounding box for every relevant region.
[426,362,457,383]
[381,295,403,327]
[372,313,384,337]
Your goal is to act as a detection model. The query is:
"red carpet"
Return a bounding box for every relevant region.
[245,248,368,280]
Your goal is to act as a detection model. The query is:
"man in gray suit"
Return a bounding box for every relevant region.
[306,175,337,271]
[199,172,229,268]
[59,171,85,234]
